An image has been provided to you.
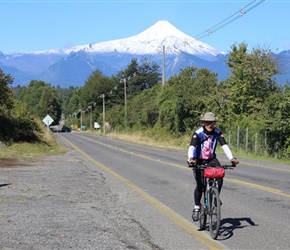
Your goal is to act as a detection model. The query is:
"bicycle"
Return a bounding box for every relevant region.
[189,163,236,239]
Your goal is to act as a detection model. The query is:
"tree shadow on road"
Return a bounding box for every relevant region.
[218,217,258,240]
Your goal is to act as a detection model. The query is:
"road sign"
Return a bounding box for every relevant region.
[42,115,54,126]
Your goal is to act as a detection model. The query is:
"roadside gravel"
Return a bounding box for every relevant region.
[0,142,163,250]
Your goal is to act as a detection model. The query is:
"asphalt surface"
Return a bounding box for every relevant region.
[1,132,290,250]
[0,135,204,250]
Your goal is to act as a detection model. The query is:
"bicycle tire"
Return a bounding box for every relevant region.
[208,186,221,239]
[199,204,207,230]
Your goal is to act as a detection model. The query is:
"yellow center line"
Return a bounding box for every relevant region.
[71,134,290,199]
[59,134,225,250]
[214,155,290,172]
[74,134,187,168]
[226,179,290,198]
[231,161,290,172]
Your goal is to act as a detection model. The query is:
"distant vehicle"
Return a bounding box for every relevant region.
[50,125,71,133]
[49,125,61,132]
[94,122,101,129]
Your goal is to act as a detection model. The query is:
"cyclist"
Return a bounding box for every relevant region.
[187,112,239,221]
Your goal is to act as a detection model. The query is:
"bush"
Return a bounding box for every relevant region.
[0,114,42,145]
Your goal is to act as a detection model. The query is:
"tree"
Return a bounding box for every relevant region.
[117,58,161,99]
[156,67,218,134]
[0,72,44,144]
[18,80,62,123]
[136,58,161,91]
[0,69,14,112]
[39,86,62,124]
[127,84,161,129]
[80,69,119,120]
[59,86,77,118]
[62,88,82,118]
[265,83,290,158]
[20,80,49,116]
[225,43,280,116]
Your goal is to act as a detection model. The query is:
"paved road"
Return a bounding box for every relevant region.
[1,132,290,249]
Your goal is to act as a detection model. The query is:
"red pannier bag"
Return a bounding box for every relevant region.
[203,167,225,178]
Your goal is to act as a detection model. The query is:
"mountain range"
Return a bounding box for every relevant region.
[0,20,289,88]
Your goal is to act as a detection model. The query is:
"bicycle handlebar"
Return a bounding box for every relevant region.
[188,163,236,169]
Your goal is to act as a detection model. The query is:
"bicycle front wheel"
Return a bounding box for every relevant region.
[208,186,221,239]
[199,204,207,230]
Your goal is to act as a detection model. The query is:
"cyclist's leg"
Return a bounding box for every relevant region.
[192,168,204,221]
[193,169,204,206]
[217,178,223,193]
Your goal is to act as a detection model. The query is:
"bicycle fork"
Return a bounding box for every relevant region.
[208,179,219,212]
[205,179,219,214]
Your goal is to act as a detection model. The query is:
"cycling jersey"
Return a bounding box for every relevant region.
[189,126,227,160]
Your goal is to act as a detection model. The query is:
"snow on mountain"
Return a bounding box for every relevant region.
[72,20,224,59]
[2,20,288,87]
[18,20,223,60]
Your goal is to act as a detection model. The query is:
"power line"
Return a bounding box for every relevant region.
[194,0,265,40]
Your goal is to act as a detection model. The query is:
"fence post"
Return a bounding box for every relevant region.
[255,132,258,154]
[237,126,240,151]
[246,127,248,152]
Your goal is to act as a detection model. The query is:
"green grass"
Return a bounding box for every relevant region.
[0,133,67,159]
[0,116,67,160]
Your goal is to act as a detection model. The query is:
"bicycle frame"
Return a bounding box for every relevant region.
[204,177,219,208]
[191,163,236,239]
[200,175,221,239]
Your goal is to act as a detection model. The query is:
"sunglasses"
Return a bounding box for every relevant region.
[204,121,216,126]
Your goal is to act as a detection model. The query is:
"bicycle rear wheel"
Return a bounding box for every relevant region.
[208,187,221,239]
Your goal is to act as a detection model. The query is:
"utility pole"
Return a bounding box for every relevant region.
[120,72,136,130]
[79,109,83,131]
[100,94,105,134]
[162,45,165,86]
[120,78,127,129]
[88,105,92,131]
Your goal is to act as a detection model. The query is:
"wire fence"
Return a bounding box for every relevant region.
[224,126,280,157]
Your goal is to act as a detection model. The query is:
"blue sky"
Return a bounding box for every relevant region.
[1,0,289,54]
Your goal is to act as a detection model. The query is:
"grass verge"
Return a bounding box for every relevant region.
[0,125,67,159]
[0,141,67,159]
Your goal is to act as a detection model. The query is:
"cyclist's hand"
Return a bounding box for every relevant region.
[187,158,196,167]
[230,158,239,165]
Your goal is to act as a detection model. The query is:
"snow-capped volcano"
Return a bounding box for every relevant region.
[1,20,230,87]
[36,20,224,60]
[1,20,289,88]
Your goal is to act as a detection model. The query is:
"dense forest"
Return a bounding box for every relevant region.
[1,43,289,159]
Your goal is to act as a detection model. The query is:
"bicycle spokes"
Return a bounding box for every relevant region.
[199,205,207,230]
[208,187,221,239]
